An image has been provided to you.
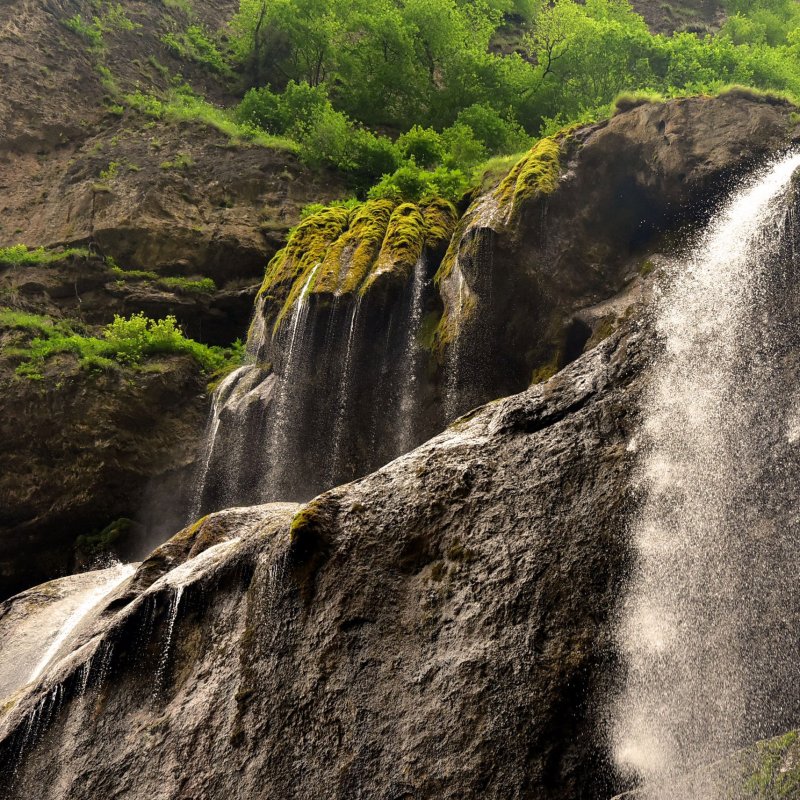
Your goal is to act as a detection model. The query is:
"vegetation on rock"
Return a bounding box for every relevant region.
[0,310,242,379]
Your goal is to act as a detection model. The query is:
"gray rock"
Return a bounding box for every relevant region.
[0,319,649,799]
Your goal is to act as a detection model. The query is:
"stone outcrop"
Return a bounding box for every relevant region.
[0,347,207,600]
[0,319,648,799]
[203,93,800,515]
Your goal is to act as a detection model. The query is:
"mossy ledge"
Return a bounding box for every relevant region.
[261,197,457,336]
[495,136,562,218]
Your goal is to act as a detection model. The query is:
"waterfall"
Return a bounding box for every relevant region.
[613,151,800,798]
[264,264,320,500]
[328,295,362,485]
[153,585,184,699]
[396,254,428,453]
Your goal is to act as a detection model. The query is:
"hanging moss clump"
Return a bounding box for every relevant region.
[260,206,351,330]
[361,203,426,293]
[495,136,562,217]
[316,199,396,295]
[420,196,458,251]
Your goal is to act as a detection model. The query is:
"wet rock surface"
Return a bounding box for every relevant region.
[0,350,207,600]
[0,321,647,799]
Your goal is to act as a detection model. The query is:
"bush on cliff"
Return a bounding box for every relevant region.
[1,310,242,379]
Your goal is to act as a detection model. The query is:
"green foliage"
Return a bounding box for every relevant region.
[125,87,299,151]
[231,0,800,161]
[455,104,530,153]
[161,25,230,74]
[75,518,135,561]
[63,3,138,50]
[64,14,104,48]
[2,310,238,378]
[396,126,444,169]
[108,264,216,295]
[159,152,193,169]
[0,244,90,267]
[368,163,469,203]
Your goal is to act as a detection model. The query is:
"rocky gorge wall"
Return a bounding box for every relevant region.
[3,89,800,799]
[0,322,646,800]
[194,92,800,514]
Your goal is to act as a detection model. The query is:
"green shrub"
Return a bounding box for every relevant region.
[161,24,229,74]
[3,310,240,378]
[441,124,488,170]
[368,163,469,203]
[235,86,285,132]
[396,126,444,169]
[64,14,103,48]
[455,104,531,154]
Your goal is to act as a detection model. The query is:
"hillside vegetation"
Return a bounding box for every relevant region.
[150,0,800,198]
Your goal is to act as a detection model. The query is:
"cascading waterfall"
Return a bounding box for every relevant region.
[153,585,184,699]
[264,264,321,499]
[396,254,428,453]
[328,295,362,485]
[613,151,800,798]
[189,364,256,520]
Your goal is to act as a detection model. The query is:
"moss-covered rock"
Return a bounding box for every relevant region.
[259,206,352,331]
[495,136,562,219]
[260,197,457,338]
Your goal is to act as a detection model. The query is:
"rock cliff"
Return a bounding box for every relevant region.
[0,319,647,799]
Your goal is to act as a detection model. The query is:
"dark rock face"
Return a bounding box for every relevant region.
[0,322,648,799]
[206,94,800,516]
[0,353,207,600]
[442,93,800,410]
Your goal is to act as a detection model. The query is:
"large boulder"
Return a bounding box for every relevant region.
[0,319,647,799]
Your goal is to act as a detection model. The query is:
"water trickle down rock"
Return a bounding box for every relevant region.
[191,198,458,512]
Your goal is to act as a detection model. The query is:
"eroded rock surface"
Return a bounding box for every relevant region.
[0,320,648,799]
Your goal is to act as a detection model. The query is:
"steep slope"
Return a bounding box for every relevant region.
[0,320,647,799]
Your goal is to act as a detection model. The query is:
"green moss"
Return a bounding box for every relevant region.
[261,206,352,332]
[264,197,454,334]
[531,359,559,385]
[743,731,800,798]
[584,315,618,350]
[420,197,458,250]
[75,517,136,559]
[446,541,476,562]
[109,264,216,295]
[0,244,90,267]
[315,200,395,294]
[362,203,426,293]
[639,258,655,277]
[613,90,666,114]
[495,137,562,217]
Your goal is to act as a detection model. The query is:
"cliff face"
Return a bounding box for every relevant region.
[192,93,800,516]
[0,0,345,598]
[0,321,647,799]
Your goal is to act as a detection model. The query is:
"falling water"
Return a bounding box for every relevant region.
[444,268,468,422]
[264,265,320,499]
[153,586,184,698]
[396,255,428,454]
[26,563,134,686]
[189,365,255,520]
[328,295,363,484]
[613,151,800,798]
